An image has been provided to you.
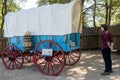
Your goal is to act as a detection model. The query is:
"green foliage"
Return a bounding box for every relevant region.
[7,0,21,12]
[83,0,120,27]
[36,0,72,6]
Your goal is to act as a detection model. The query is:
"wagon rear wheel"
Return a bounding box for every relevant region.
[34,40,65,76]
[65,49,81,65]
[1,46,24,70]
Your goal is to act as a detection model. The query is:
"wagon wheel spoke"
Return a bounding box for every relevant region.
[5,59,10,64]
[14,61,18,68]
[16,56,23,59]
[53,59,60,63]
[53,51,59,57]
[24,55,32,63]
[15,59,23,69]
[5,61,10,68]
[56,57,63,63]
[42,61,48,72]
[70,53,79,58]
[7,51,12,57]
[70,53,79,61]
[52,61,60,71]
[35,52,43,61]
[69,54,76,62]
[53,56,63,63]
[3,52,9,57]
[12,62,15,70]
[6,50,12,56]
[47,62,50,74]
[51,61,59,72]
[15,59,21,64]
[68,54,72,64]
[8,61,12,69]
[50,62,55,74]
[55,54,64,63]
[15,53,21,57]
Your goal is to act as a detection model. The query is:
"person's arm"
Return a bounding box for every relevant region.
[108,33,114,51]
[109,33,117,52]
[107,32,117,52]
[107,42,111,48]
[108,32,114,51]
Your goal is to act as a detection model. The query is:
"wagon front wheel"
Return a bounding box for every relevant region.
[1,46,24,70]
[65,49,81,65]
[34,40,65,76]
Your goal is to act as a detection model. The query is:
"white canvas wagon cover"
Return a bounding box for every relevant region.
[4,0,82,37]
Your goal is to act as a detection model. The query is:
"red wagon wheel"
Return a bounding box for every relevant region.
[65,49,81,65]
[1,46,24,70]
[34,40,65,76]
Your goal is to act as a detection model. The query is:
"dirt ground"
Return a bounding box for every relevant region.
[0,50,120,80]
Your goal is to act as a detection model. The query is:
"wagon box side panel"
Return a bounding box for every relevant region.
[9,36,24,51]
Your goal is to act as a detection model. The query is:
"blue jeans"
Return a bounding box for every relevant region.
[102,48,112,72]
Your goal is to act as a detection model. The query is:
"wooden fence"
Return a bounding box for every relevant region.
[81,27,100,49]
[0,24,120,51]
[0,38,8,52]
[81,24,120,50]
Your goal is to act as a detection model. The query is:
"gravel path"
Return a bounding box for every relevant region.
[0,50,120,80]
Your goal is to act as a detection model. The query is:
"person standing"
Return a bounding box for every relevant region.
[101,24,113,75]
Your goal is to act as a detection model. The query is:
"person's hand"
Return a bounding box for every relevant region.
[110,42,117,52]
[111,49,117,52]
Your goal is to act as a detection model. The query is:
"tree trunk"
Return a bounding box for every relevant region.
[81,0,85,27]
[105,0,112,26]
[105,0,108,25]
[1,0,7,36]
[108,0,112,26]
[93,0,96,27]
[81,0,85,6]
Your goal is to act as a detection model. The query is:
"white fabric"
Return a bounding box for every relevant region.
[4,0,82,37]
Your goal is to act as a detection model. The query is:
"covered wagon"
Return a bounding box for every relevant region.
[2,0,82,76]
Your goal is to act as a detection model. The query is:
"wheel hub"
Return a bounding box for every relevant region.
[45,56,52,61]
[9,57,15,61]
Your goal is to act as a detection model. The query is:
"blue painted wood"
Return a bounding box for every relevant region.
[9,33,80,53]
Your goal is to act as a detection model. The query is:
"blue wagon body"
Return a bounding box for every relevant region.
[9,33,80,53]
